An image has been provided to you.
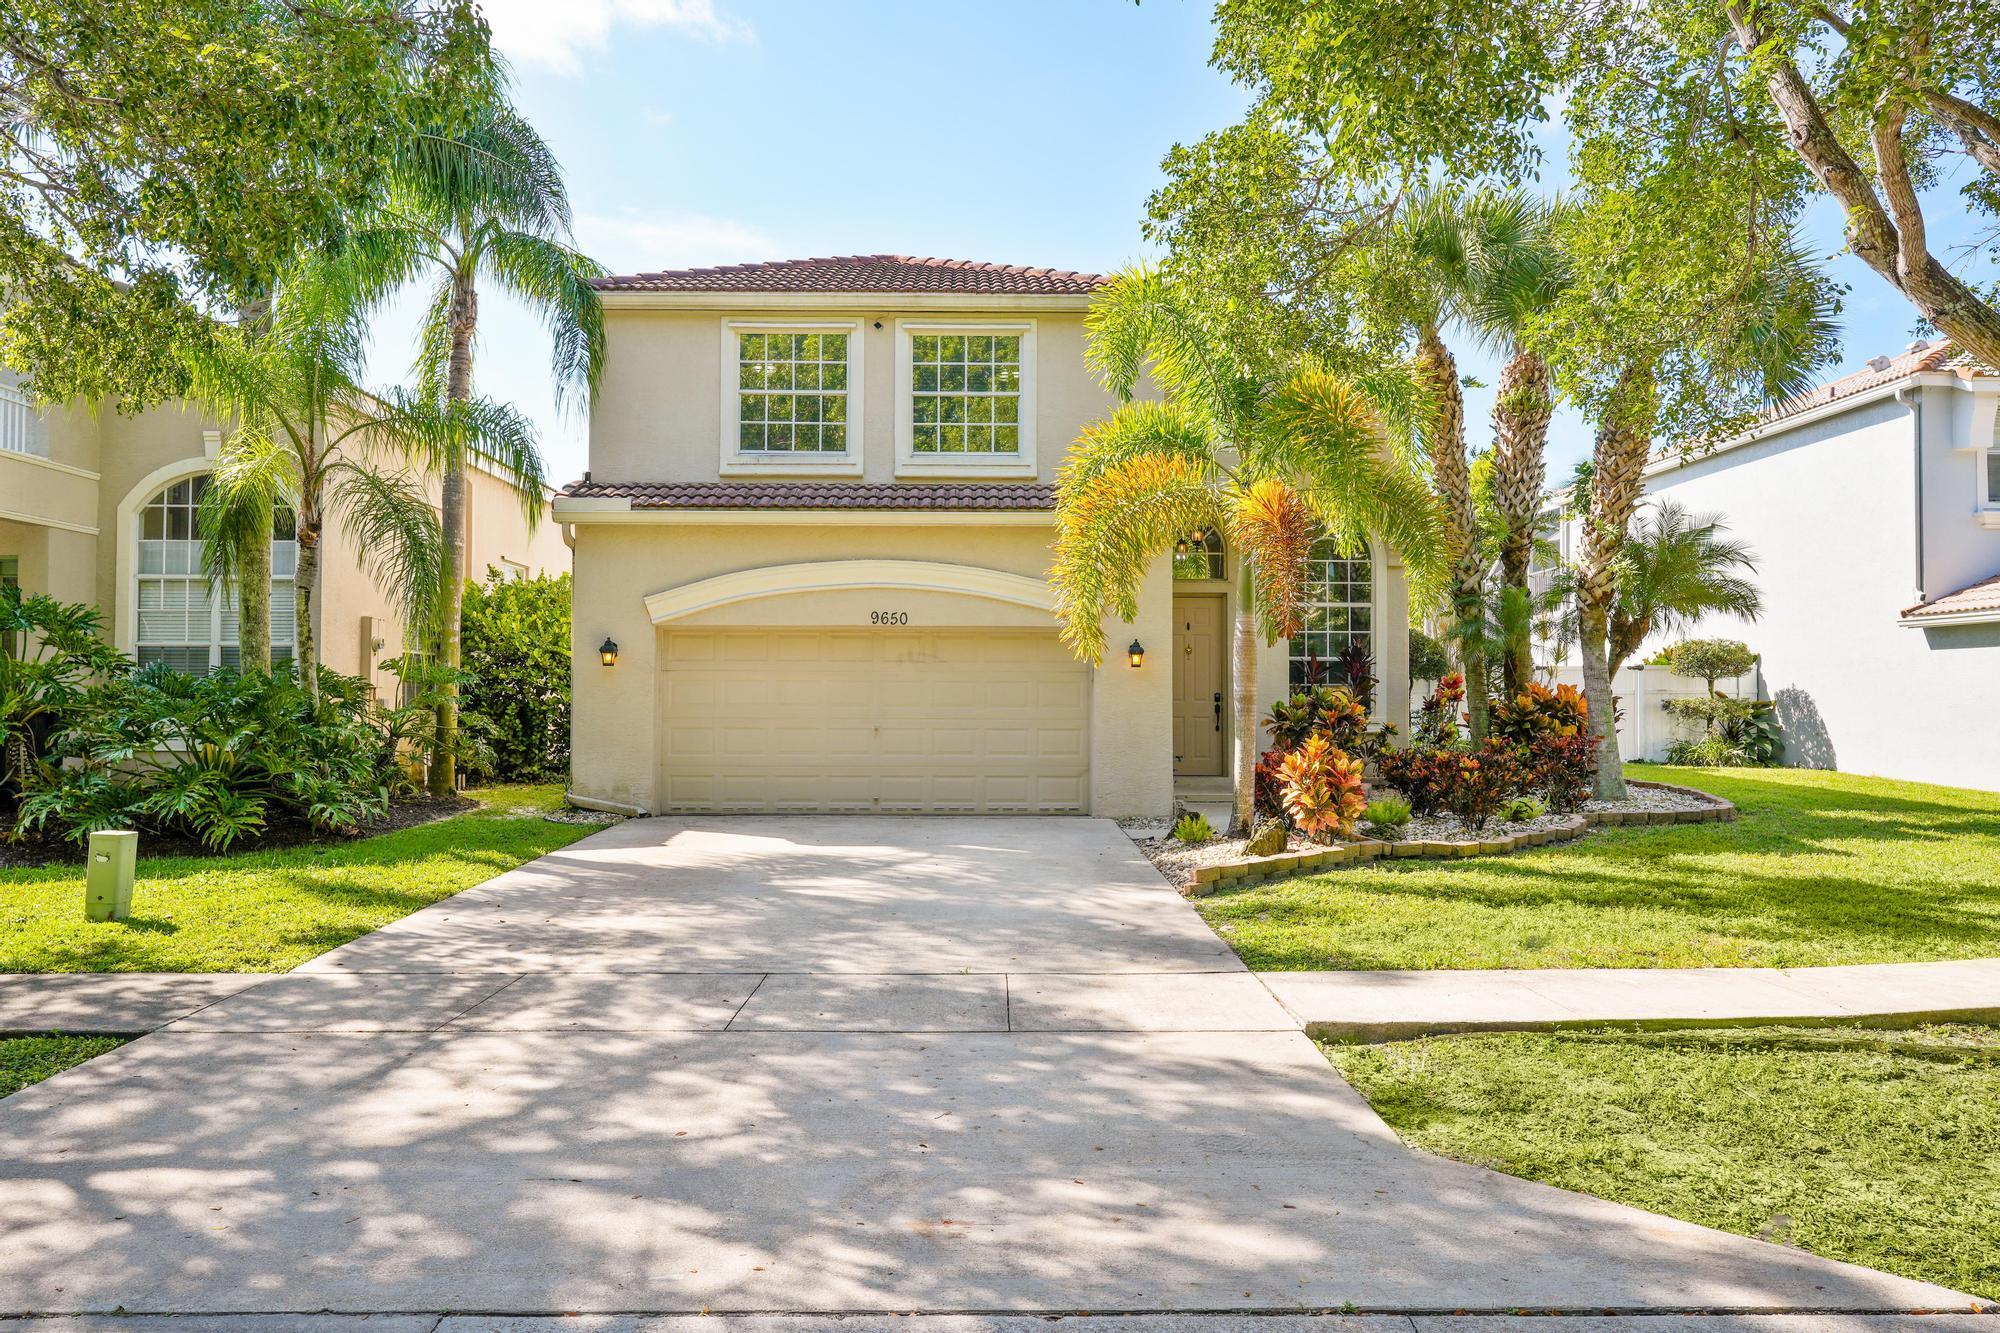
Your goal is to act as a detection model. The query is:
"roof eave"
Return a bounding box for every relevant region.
[1898,606,2000,628]
[593,289,1097,312]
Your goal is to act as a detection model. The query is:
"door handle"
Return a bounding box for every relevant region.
[1213,691,1223,731]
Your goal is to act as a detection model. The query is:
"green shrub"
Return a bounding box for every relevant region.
[1,585,128,804]
[1172,811,1215,844]
[16,662,398,848]
[1500,793,1547,822]
[1667,734,1739,767]
[1361,794,1412,841]
[461,569,571,781]
[1663,696,1784,767]
[1408,628,1451,685]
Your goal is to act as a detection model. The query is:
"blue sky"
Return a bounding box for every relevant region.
[364,0,1991,486]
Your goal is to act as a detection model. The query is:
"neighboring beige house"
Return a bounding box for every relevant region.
[558,255,1411,819]
[0,370,566,699]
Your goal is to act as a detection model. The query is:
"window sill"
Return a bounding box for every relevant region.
[894,458,1038,480]
[1975,510,2000,530]
[721,456,864,479]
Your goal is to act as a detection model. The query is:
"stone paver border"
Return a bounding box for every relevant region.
[1188,779,1735,893]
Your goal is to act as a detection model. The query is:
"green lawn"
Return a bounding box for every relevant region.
[0,785,593,973]
[1199,765,2000,970]
[1328,1024,2000,1301]
[1,1034,128,1099]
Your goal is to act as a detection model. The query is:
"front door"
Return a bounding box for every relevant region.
[1172,594,1226,776]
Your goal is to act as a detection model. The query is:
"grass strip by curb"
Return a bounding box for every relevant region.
[1327,1022,2000,1300]
[0,1034,128,1100]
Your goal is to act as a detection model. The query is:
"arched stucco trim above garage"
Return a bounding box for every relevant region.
[642,558,1058,625]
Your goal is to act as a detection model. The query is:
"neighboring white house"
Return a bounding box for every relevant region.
[556,255,1414,818]
[1548,339,2000,792]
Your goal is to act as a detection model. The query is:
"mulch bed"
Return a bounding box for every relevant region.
[0,794,476,869]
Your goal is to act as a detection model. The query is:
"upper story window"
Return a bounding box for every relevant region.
[136,475,297,674]
[1288,539,1372,687]
[0,382,47,459]
[1985,447,2000,508]
[897,321,1036,476]
[720,322,862,475]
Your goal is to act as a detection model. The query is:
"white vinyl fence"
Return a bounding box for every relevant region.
[1547,660,1764,762]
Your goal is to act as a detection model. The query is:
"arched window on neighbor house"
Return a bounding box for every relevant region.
[1289,539,1372,686]
[135,475,298,673]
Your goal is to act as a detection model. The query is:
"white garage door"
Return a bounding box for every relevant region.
[659,629,1090,813]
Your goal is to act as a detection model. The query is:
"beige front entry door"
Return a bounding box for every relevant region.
[658,628,1090,813]
[1173,595,1225,777]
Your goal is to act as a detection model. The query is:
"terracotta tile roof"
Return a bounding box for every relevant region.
[1903,571,2000,621]
[590,254,1107,296]
[559,479,1056,511]
[1759,340,1974,426]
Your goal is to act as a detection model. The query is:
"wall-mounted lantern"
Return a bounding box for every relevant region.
[1127,640,1145,669]
[599,637,619,667]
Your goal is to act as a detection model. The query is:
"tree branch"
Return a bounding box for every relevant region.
[1870,97,1929,280]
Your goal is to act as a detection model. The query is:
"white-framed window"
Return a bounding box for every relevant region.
[0,381,46,458]
[1288,539,1373,687]
[135,475,298,673]
[895,320,1036,476]
[1983,447,2000,508]
[719,321,863,475]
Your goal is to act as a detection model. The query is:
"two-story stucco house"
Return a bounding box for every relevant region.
[557,255,1412,819]
[1547,339,2000,791]
[1,371,566,699]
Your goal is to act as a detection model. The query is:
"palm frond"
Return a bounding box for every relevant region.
[1260,365,1454,615]
[483,229,607,411]
[1084,264,1261,433]
[1052,438,1224,663]
[329,462,447,645]
[1227,478,1315,639]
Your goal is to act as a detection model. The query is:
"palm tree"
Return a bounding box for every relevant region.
[186,255,543,700]
[1460,192,1569,696]
[1371,191,1491,741]
[345,99,604,793]
[1571,246,1835,798]
[1051,267,1448,833]
[1603,502,1762,678]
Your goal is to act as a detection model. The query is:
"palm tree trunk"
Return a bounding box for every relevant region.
[1491,347,1552,696]
[431,269,478,796]
[1231,554,1259,835]
[1418,327,1487,741]
[294,510,321,697]
[1576,362,1657,800]
[237,507,271,673]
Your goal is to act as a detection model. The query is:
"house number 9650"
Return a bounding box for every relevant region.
[870,610,910,626]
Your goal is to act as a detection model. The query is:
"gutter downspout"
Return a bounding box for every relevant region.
[1896,385,1925,606]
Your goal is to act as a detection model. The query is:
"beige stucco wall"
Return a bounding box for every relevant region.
[0,382,555,698]
[568,517,1175,818]
[588,305,1108,485]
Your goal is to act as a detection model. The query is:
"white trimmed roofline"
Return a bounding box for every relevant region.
[1898,607,2000,628]
[553,498,1051,527]
[644,558,1055,625]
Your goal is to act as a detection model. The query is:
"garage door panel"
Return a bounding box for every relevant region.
[658,629,1090,814]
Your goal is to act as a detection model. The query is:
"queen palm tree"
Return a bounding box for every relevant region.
[1051,267,1448,833]
[186,254,543,700]
[345,99,604,792]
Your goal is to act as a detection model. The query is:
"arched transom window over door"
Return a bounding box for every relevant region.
[135,475,298,673]
[1288,539,1372,687]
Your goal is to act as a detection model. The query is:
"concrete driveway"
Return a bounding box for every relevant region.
[0,817,1976,1319]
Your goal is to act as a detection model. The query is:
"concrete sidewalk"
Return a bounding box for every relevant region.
[0,972,266,1034]
[1260,957,2000,1039]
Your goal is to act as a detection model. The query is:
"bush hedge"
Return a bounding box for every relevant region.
[461,569,571,782]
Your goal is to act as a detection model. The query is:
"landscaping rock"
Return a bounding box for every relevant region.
[1244,817,1288,857]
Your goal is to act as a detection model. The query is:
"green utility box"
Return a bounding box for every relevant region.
[85,829,138,922]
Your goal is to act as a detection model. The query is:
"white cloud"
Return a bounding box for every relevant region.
[480,0,751,75]
[574,211,782,273]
